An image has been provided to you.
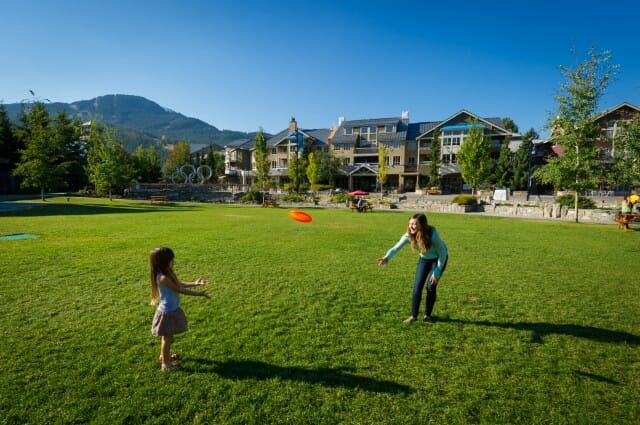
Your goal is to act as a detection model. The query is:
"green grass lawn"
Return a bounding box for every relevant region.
[1,197,638,424]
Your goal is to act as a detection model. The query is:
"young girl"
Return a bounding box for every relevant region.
[377,213,449,324]
[150,247,210,371]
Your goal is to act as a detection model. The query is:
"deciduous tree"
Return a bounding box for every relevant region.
[533,47,619,222]
[377,144,388,194]
[457,122,492,194]
[85,122,133,199]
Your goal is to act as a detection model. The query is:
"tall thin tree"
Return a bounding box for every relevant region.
[457,122,492,194]
[533,47,620,222]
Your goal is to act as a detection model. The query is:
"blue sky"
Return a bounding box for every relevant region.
[2,0,639,138]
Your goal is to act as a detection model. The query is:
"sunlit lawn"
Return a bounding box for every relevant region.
[0,197,638,424]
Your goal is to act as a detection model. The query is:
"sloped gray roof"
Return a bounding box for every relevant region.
[407,122,439,140]
[341,117,402,127]
[332,117,409,144]
[303,128,332,145]
[266,128,331,148]
[224,138,253,149]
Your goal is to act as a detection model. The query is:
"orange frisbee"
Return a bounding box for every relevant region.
[288,210,312,223]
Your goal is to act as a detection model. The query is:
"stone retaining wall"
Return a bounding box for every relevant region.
[396,200,618,224]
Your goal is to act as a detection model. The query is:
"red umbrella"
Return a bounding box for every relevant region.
[349,190,369,196]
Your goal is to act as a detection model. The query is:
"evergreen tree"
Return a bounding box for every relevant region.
[611,114,640,189]
[501,117,519,133]
[428,131,441,189]
[511,128,537,191]
[253,128,271,190]
[0,103,21,192]
[13,102,70,200]
[204,145,224,182]
[52,110,86,192]
[0,104,20,166]
[494,139,513,188]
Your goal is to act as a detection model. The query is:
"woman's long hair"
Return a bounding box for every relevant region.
[149,247,177,305]
[407,213,434,254]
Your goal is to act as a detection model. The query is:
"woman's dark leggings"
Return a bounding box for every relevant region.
[411,256,448,317]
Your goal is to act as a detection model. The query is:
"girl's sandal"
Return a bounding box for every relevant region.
[161,361,181,371]
[158,353,181,362]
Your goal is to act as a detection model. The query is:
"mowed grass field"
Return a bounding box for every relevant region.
[0,197,638,424]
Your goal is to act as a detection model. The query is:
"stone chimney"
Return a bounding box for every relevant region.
[289,117,298,134]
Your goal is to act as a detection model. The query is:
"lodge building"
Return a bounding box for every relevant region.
[221,103,640,194]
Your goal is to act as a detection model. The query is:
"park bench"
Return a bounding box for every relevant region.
[151,195,169,203]
[616,213,640,231]
[262,199,278,207]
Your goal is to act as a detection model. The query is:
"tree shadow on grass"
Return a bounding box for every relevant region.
[188,358,413,394]
[0,201,198,217]
[573,370,620,385]
[437,318,640,345]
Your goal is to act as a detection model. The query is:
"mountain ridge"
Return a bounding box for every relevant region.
[3,94,261,151]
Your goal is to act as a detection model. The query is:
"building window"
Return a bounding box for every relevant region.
[385,124,394,133]
[407,157,416,165]
[345,127,353,135]
[393,141,401,149]
[442,154,458,164]
[442,154,450,164]
[393,156,401,166]
[604,121,622,139]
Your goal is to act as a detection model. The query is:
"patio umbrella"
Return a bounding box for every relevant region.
[349,190,369,196]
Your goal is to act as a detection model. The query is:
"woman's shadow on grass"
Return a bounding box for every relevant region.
[188,358,413,394]
[437,318,640,345]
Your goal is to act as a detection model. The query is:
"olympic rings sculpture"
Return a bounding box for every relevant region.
[167,163,213,184]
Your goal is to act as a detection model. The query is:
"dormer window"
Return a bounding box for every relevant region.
[345,127,353,135]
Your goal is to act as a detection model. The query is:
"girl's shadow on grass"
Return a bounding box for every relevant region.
[438,318,640,345]
[189,358,413,394]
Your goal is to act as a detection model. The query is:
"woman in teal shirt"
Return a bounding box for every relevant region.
[378,213,448,324]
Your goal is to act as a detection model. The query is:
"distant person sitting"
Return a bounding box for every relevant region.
[357,197,366,212]
[619,196,632,230]
[621,196,632,214]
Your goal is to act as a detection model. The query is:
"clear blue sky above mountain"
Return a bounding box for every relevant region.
[2,0,639,138]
